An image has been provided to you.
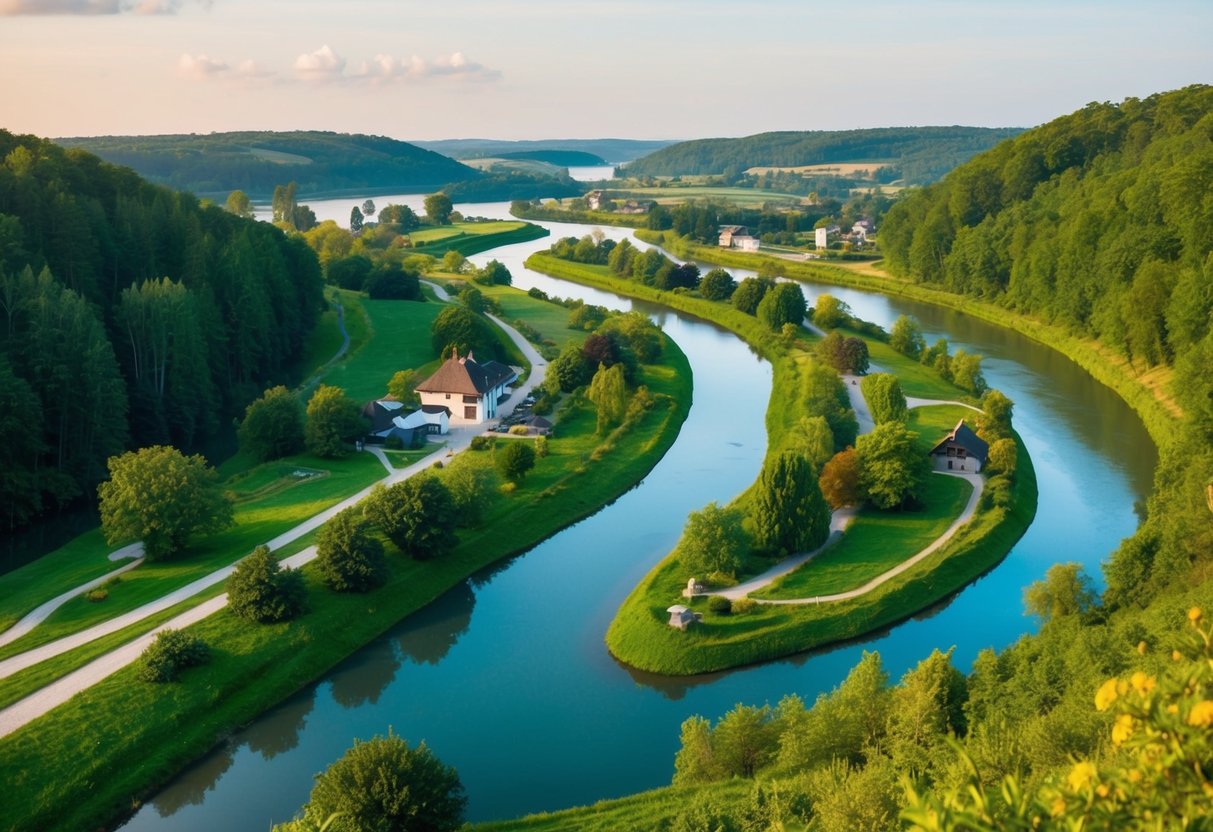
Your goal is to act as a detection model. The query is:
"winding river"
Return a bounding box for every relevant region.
[119,198,1156,830]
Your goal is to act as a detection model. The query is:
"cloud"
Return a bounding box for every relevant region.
[236,59,274,79]
[293,44,346,83]
[350,51,501,84]
[178,52,228,80]
[0,0,207,14]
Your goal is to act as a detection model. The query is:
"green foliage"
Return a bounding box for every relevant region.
[597,311,663,363]
[756,282,807,331]
[1023,562,1098,623]
[861,373,909,424]
[856,422,930,509]
[424,193,454,225]
[707,596,732,615]
[429,305,502,361]
[986,437,1018,477]
[890,314,926,359]
[587,362,629,433]
[364,475,458,560]
[438,454,497,527]
[225,189,253,218]
[137,628,209,683]
[315,508,387,592]
[328,255,374,291]
[785,415,835,470]
[386,370,421,407]
[812,294,850,329]
[979,389,1015,440]
[365,265,422,300]
[673,703,784,785]
[305,385,364,458]
[675,502,750,579]
[226,545,308,624]
[546,342,593,394]
[751,451,832,557]
[731,276,772,315]
[98,445,234,561]
[496,441,536,483]
[474,258,512,286]
[699,267,736,300]
[780,651,890,770]
[284,732,466,832]
[239,386,305,462]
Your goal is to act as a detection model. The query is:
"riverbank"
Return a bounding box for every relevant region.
[0,292,692,832]
[634,229,1180,446]
[524,252,1036,675]
[409,221,550,259]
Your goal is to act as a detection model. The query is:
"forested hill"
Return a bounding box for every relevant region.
[623,126,1023,183]
[0,130,324,532]
[881,85,1213,606]
[55,131,480,198]
[413,138,675,164]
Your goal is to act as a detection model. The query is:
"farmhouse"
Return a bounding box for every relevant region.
[362,399,449,447]
[718,225,761,251]
[586,190,606,210]
[415,350,517,426]
[928,419,989,472]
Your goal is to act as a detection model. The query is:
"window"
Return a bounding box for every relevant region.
[464,406,477,420]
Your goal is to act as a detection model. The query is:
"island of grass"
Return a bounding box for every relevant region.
[524,246,1037,675]
[0,280,692,832]
[405,219,549,258]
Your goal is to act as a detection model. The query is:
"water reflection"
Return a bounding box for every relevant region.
[395,582,475,666]
[245,692,315,760]
[148,743,235,816]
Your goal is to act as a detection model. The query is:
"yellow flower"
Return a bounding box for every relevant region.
[1187,700,1213,728]
[1167,704,1180,715]
[1096,784,1110,798]
[1130,671,1156,696]
[1112,713,1135,745]
[1137,640,1147,655]
[1050,797,1067,817]
[1067,761,1097,792]
[1190,607,1203,623]
[1172,649,1183,662]
[1128,769,1142,783]
[1095,678,1119,711]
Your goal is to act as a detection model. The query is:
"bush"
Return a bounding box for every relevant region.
[534,435,549,458]
[708,596,733,615]
[496,440,536,483]
[508,425,530,436]
[315,508,388,592]
[227,545,308,624]
[469,435,495,451]
[84,588,108,603]
[731,596,756,615]
[138,629,209,683]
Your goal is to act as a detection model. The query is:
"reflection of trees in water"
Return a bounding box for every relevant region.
[395,581,475,666]
[328,636,401,709]
[150,742,235,816]
[243,687,316,760]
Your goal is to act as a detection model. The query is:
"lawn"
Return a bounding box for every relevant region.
[408,222,549,258]
[429,275,587,351]
[0,334,693,832]
[756,473,973,599]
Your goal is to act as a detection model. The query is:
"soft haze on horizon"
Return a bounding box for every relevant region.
[1,0,1210,142]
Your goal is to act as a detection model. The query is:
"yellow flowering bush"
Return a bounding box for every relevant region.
[903,608,1213,830]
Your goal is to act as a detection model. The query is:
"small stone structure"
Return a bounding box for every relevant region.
[681,577,704,599]
[667,604,703,631]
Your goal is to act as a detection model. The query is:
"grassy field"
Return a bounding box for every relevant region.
[429,275,587,351]
[523,253,1037,675]
[0,453,384,659]
[0,322,693,832]
[757,473,972,599]
[408,221,549,258]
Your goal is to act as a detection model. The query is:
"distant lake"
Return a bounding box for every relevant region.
[122,199,1155,831]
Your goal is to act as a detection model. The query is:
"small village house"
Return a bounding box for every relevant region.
[363,399,450,447]
[718,225,761,251]
[585,190,606,210]
[928,419,989,472]
[415,350,517,426]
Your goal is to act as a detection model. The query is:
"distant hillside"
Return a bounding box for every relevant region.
[623,126,1024,184]
[413,138,675,164]
[55,131,480,198]
[497,150,607,166]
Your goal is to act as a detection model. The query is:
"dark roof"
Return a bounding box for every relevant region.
[524,415,553,429]
[416,350,518,397]
[362,399,404,432]
[929,419,989,462]
[421,404,451,415]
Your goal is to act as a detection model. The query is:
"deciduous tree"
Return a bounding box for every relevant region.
[890,314,926,359]
[699,268,736,300]
[819,447,862,509]
[424,193,454,225]
[860,373,908,425]
[227,545,308,623]
[98,445,234,561]
[305,385,363,458]
[496,441,536,483]
[757,282,807,331]
[239,385,305,462]
[856,422,929,509]
[674,501,750,579]
[364,475,458,560]
[587,362,629,433]
[315,508,387,592]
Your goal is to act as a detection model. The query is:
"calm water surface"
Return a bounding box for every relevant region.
[122,199,1155,830]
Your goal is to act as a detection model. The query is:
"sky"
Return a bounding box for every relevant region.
[1,0,1210,142]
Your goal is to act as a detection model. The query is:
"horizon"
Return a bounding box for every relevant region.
[2,0,1210,141]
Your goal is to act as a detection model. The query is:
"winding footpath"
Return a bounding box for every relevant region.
[0,291,547,739]
[703,374,985,605]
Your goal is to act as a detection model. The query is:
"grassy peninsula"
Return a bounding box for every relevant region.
[524,251,1036,674]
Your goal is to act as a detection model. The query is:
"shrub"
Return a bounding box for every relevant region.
[227,545,308,624]
[496,440,536,483]
[138,629,209,683]
[469,435,495,451]
[508,425,530,436]
[731,597,756,615]
[534,435,549,458]
[84,588,108,603]
[708,596,733,616]
[315,508,387,593]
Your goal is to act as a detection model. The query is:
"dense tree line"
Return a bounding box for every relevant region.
[623,127,1024,184]
[0,131,324,531]
[880,85,1213,606]
[56,131,478,198]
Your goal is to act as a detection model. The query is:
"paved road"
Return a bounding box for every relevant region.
[0,303,548,737]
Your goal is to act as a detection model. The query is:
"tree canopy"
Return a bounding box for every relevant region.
[751,451,832,557]
[239,386,305,462]
[675,502,750,579]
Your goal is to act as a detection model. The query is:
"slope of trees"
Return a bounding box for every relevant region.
[879,85,1213,607]
[623,127,1023,184]
[0,130,325,531]
[56,131,479,197]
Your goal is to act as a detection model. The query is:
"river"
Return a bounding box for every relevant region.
[120,199,1155,830]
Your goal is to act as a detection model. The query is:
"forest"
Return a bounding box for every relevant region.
[0,130,325,533]
[55,131,479,198]
[412,137,674,164]
[622,127,1024,183]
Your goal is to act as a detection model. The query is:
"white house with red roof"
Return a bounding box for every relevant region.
[415,350,517,426]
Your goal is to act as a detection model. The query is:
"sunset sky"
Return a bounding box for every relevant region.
[1,0,1209,141]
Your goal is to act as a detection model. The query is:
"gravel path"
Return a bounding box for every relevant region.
[0,305,547,735]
